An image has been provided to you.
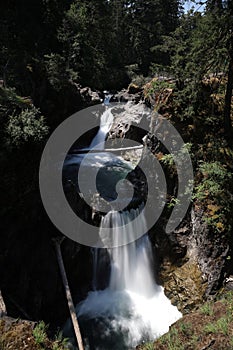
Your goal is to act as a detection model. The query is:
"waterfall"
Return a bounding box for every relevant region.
[91,248,99,291]
[63,100,181,349]
[100,208,154,296]
[74,209,181,349]
[89,107,113,150]
[103,93,112,106]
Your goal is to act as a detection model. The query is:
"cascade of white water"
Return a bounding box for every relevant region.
[64,101,181,349]
[89,107,113,150]
[91,248,99,291]
[75,209,182,349]
[99,208,155,296]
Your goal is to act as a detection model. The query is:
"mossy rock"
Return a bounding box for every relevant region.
[162,260,206,313]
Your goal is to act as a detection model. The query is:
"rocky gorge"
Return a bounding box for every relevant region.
[0,80,233,349]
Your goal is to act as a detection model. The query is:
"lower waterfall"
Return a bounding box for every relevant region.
[70,208,181,349]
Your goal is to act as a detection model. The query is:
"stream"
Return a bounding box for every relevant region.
[63,100,182,349]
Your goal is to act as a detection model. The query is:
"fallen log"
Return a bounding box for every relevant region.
[70,144,143,154]
[53,237,84,350]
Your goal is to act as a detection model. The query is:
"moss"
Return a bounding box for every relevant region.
[161,260,206,313]
[0,318,68,350]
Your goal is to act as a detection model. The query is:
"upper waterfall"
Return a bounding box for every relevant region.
[89,107,113,150]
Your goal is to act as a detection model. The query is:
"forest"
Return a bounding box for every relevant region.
[1,0,233,349]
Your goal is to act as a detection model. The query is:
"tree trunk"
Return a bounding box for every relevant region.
[224,58,233,135]
[0,290,7,317]
[53,238,84,350]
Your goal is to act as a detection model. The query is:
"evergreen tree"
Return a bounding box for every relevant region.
[127,0,180,75]
[159,1,232,134]
[205,0,233,134]
[1,0,181,92]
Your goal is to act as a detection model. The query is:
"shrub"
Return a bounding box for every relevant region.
[33,321,47,345]
[194,160,233,232]
[6,107,48,146]
[200,303,214,316]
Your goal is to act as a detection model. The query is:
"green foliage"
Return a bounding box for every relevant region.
[139,292,233,350]
[150,63,172,78]
[204,316,230,335]
[195,161,232,202]
[217,317,230,335]
[160,327,184,350]
[160,153,175,167]
[167,196,180,209]
[45,54,73,91]
[194,160,233,231]
[126,0,179,75]
[188,335,199,346]
[160,143,193,209]
[161,143,193,171]
[145,78,175,99]
[141,341,154,350]
[194,161,232,210]
[6,107,48,146]
[200,302,214,316]
[0,338,6,350]
[52,331,69,350]
[156,6,231,125]
[203,322,218,334]
[179,322,192,336]
[0,87,48,149]
[0,319,69,350]
[0,87,28,115]
[33,321,47,345]
[33,322,68,349]
[0,85,49,238]
[0,0,182,92]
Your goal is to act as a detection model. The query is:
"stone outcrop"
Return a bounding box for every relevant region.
[107,100,150,142]
[79,87,104,106]
[108,88,232,312]
[190,208,230,296]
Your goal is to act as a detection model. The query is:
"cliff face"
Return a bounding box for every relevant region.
[153,205,230,312]
[122,82,233,311]
[107,83,233,312]
[1,83,232,330]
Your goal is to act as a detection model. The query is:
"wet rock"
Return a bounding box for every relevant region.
[113,87,143,103]
[79,87,104,106]
[162,260,206,312]
[127,83,143,95]
[224,275,233,290]
[108,101,150,142]
[190,208,230,296]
